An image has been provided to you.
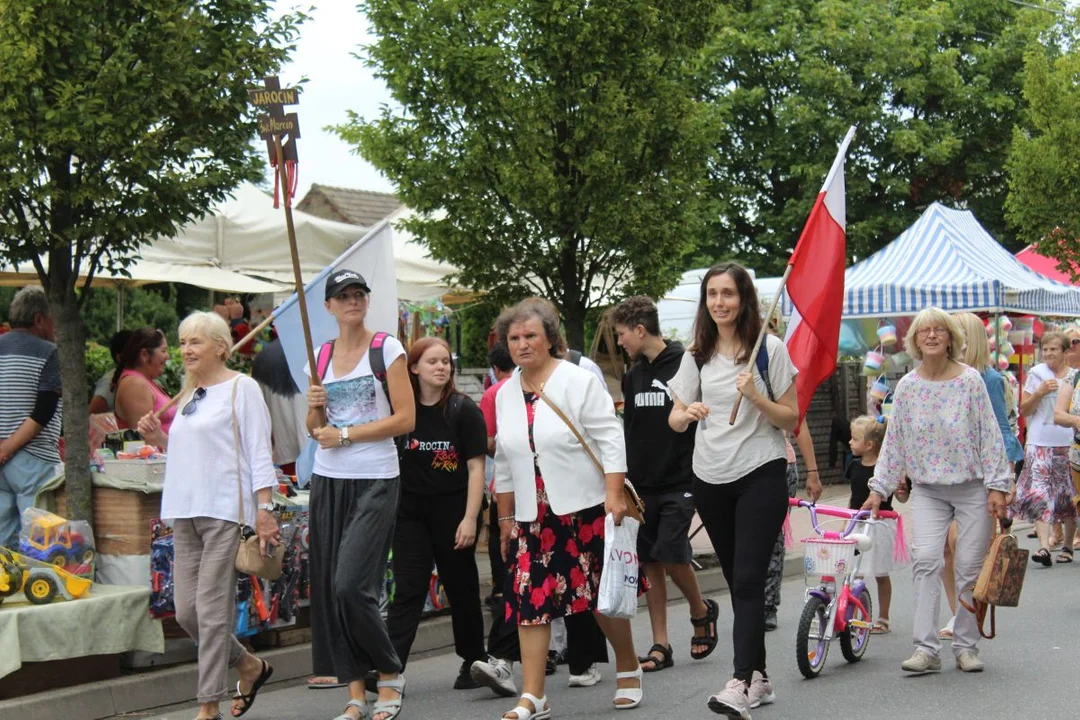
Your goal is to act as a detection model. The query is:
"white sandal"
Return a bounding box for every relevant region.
[331,699,370,720]
[613,667,643,710]
[502,693,551,720]
[373,675,405,720]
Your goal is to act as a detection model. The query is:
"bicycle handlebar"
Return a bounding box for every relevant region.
[788,498,899,538]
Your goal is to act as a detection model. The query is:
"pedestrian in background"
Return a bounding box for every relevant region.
[0,287,61,548]
[113,327,175,437]
[138,311,277,720]
[493,298,643,720]
[667,262,800,718]
[612,296,717,671]
[304,270,415,720]
[1013,331,1074,565]
[89,329,133,414]
[863,307,1010,675]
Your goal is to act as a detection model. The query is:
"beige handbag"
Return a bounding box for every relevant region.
[533,386,645,525]
[229,378,285,580]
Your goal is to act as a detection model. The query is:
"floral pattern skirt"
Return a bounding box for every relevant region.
[1011,445,1074,524]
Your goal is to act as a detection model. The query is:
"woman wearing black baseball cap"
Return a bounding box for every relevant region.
[305,268,416,720]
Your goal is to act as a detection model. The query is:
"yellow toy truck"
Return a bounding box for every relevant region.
[0,548,91,606]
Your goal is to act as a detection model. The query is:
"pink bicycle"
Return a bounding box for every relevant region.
[790,498,900,679]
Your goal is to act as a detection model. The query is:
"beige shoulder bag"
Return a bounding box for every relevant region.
[230,378,285,580]
[532,386,645,524]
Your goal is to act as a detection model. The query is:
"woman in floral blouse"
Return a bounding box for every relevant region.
[864,307,1010,676]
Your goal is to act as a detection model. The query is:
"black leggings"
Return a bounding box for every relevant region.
[694,458,789,682]
[386,491,486,669]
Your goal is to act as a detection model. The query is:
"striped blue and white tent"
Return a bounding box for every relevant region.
[842,203,1080,318]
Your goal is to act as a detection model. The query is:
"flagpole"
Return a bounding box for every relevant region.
[728,125,856,426]
[728,264,793,425]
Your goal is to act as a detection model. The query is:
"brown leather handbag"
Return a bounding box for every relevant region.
[533,387,645,525]
[958,521,1028,640]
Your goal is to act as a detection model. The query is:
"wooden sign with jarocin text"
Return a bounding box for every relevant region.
[249,76,300,164]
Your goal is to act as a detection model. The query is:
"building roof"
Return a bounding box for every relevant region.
[296,184,403,227]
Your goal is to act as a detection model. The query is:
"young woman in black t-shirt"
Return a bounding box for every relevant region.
[384,336,489,700]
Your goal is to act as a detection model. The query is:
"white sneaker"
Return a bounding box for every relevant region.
[955,650,984,673]
[470,657,517,697]
[747,671,775,709]
[707,678,751,719]
[568,664,602,687]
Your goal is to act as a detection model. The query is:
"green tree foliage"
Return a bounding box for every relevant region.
[82,286,181,347]
[340,0,723,348]
[1005,11,1080,280]
[700,0,1052,274]
[0,1,303,521]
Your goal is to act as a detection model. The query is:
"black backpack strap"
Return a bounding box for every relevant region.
[756,342,775,402]
[566,349,582,365]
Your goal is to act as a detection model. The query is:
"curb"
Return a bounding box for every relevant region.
[0,553,806,720]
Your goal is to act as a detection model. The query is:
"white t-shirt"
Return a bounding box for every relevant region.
[160,375,278,526]
[93,371,116,411]
[577,355,607,387]
[1024,363,1072,448]
[667,333,797,484]
[305,335,406,479]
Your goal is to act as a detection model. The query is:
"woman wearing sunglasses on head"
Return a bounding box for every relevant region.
[138,311,279,720]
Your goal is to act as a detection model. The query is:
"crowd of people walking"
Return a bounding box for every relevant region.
[5,256,1066,720]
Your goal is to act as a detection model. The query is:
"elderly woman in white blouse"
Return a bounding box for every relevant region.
[493,298,642,720]
[863,307,1009,676]
[139,312,278,720]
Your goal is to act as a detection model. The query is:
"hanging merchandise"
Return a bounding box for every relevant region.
[863,348,886,376]
[870,375,890,403]
[877,321,898,349]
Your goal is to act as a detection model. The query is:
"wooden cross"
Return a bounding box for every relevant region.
[249,76,300,164]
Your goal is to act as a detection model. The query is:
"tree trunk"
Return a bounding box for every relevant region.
[49,283,92,523]
[563,310,586,354]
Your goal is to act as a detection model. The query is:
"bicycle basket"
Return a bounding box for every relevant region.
[802,537,857,578]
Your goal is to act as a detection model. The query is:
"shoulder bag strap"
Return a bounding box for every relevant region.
[231,377,245,531]
[532,385,604,476]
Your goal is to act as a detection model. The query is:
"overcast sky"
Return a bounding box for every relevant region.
[268,2,396,198]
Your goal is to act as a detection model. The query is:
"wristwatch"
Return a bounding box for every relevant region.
[339,426,352,447]
[256,503,275,512]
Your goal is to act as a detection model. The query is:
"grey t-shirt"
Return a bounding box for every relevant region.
[667,333,797,484]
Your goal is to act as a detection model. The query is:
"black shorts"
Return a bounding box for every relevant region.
[636,490,695,565]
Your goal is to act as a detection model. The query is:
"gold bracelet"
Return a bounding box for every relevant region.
[498,515,515,522]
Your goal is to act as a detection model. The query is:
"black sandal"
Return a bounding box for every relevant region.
[690,598,719,660]
[1032,548,1053,567]
[1057,547,1074,564]
[231,659,273,718]
[637,643,673,672]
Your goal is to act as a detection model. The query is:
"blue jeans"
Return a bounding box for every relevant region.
[0,450,59,547]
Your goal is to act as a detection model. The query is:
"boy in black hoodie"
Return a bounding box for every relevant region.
[614,297,718,673]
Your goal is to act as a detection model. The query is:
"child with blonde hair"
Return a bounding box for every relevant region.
[847,414,909,634]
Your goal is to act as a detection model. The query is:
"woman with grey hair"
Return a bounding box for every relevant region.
[493,298,643,720]
[138,311,278,720]
[863,306,1010,675]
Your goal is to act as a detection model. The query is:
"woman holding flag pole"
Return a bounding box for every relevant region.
[667,128,852,718]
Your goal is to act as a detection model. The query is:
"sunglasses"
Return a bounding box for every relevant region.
[182,387,207,416]
[1071,339,1080,347]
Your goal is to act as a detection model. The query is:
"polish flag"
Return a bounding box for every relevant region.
[784,127,855,430]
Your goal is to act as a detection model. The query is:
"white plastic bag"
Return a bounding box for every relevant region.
[598,513,641,619]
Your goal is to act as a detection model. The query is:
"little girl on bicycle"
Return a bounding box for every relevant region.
[847,415,909,635]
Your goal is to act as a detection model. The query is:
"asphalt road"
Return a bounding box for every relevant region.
[118,530,1075,720]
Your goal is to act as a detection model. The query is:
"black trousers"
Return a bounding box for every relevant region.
[387,490,486,670]
[694,458,788,683]
[309,475,402,683]
[488,501,507,597]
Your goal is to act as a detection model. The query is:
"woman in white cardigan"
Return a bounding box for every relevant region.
[493,298,643,720]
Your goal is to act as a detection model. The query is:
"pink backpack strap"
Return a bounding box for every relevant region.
[316,341,335,380]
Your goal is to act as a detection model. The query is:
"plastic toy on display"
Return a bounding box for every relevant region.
[0,547,92,606]
[18,508,96,579]
[149,520,175,619]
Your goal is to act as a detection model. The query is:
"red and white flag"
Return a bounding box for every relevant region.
[784,127,854,431]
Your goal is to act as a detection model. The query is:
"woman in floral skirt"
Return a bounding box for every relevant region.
[1013,331,1075,564]
[493,298,644,720]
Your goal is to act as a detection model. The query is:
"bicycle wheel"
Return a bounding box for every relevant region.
[796,595,830,678]
[840,586,873,663]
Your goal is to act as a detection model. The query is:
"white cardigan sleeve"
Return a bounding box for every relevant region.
[578,372,627,474]
[493,384,514,494]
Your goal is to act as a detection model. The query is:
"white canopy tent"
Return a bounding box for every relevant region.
[657,267,783,340]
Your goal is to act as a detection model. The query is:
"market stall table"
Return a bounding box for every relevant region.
[0,583,163,681]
